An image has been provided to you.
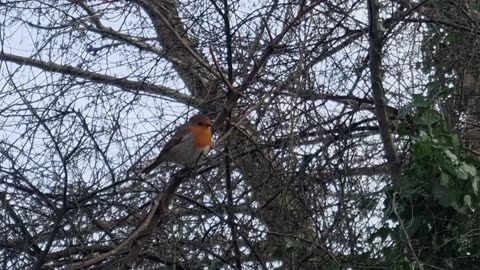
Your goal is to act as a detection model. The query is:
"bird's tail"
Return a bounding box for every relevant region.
[141,158,163,174]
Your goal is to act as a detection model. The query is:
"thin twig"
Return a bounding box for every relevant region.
[392,192,424,270]
[69,169,192,269]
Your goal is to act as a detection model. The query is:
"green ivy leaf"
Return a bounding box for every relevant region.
[464,194,472,208]
[440,172,449,187]
[444,149,458,162]
[413,94,429,108]
[450,134,460,154]
[414,132,433,158]
[472,177,479,195]
[414,111,441,126]
[425,112,442,126]
[285,239,302,252]
[432,183,459,207]
[455,164,470,180]
[460,162,477,177]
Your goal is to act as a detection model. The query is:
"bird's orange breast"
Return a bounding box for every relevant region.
[189,126,212,148]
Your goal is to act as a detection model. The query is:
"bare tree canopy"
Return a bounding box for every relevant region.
[1,0,480,269]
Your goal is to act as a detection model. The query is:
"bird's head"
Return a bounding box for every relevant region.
[189,114,212,129]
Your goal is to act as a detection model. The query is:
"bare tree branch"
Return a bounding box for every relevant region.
[0,52,201,107]
[367,0,401,179]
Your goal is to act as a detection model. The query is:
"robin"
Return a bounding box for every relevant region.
[141,114,213,174]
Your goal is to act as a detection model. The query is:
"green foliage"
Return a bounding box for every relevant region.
[374,2,480,269]
[379,94,480,269]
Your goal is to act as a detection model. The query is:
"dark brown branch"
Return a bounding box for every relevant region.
[0,52,200,107]
[121,169,192,269]
[215,0,242,267]
[213,0,326,132]
[0,192,42,256]
[69,168,192,269]
[367,0,401,179]
[132,0,223,98]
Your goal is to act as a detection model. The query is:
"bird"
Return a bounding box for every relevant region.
[141,114,213,174]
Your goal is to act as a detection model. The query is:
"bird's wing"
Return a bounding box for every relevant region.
[158,124,191,156]
[141,124,193,174]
